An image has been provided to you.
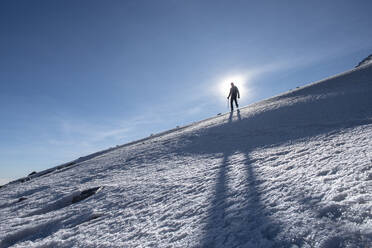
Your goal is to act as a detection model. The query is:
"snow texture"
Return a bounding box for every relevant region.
[0,64,372,248]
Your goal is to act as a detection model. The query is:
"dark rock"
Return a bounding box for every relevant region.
[72,187,102,204]
[28,171,37,176]
[20,177,31,183]
[17,197,27,203]
[356,54,372,68]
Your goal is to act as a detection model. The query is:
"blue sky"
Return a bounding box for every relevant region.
[1,0,372,185]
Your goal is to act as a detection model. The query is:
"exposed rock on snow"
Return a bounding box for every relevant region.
[356,54,372,67]
[27,172,37,177]
[16,197,27,203]
[25,187,103,217]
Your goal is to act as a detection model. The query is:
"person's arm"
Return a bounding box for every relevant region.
[227,88,232,99]
[237,87,240,98]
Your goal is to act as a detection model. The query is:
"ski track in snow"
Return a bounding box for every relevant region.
[0,64,372,247]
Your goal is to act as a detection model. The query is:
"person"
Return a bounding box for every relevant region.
[227,82,240,111]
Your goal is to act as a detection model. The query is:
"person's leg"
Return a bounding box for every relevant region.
[230,98,234,111]
[234,98,239,108]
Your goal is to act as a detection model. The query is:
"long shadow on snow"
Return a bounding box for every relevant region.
[196,112,292,247]
[181,66,372,247]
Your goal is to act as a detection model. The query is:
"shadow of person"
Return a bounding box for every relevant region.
[180,69,372,246]
[228,109,242,123]
[198,147,285,247]
[228,111,233,123]
[178,66,372,247]
[237,109,242,121]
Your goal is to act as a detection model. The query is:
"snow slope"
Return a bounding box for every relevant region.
[0,64,372,248]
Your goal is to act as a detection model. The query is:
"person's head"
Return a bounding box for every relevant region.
[231,82,234,87]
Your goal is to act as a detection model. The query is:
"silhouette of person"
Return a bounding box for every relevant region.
[227,82,240,111]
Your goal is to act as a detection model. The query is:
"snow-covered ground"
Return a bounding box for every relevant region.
[0,63,372,248]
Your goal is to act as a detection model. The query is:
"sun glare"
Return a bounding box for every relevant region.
[216,73,252,101]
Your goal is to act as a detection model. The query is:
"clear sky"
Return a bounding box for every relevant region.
[1,0,372,185]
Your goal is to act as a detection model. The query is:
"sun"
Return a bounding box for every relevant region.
[216,73,252,101]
